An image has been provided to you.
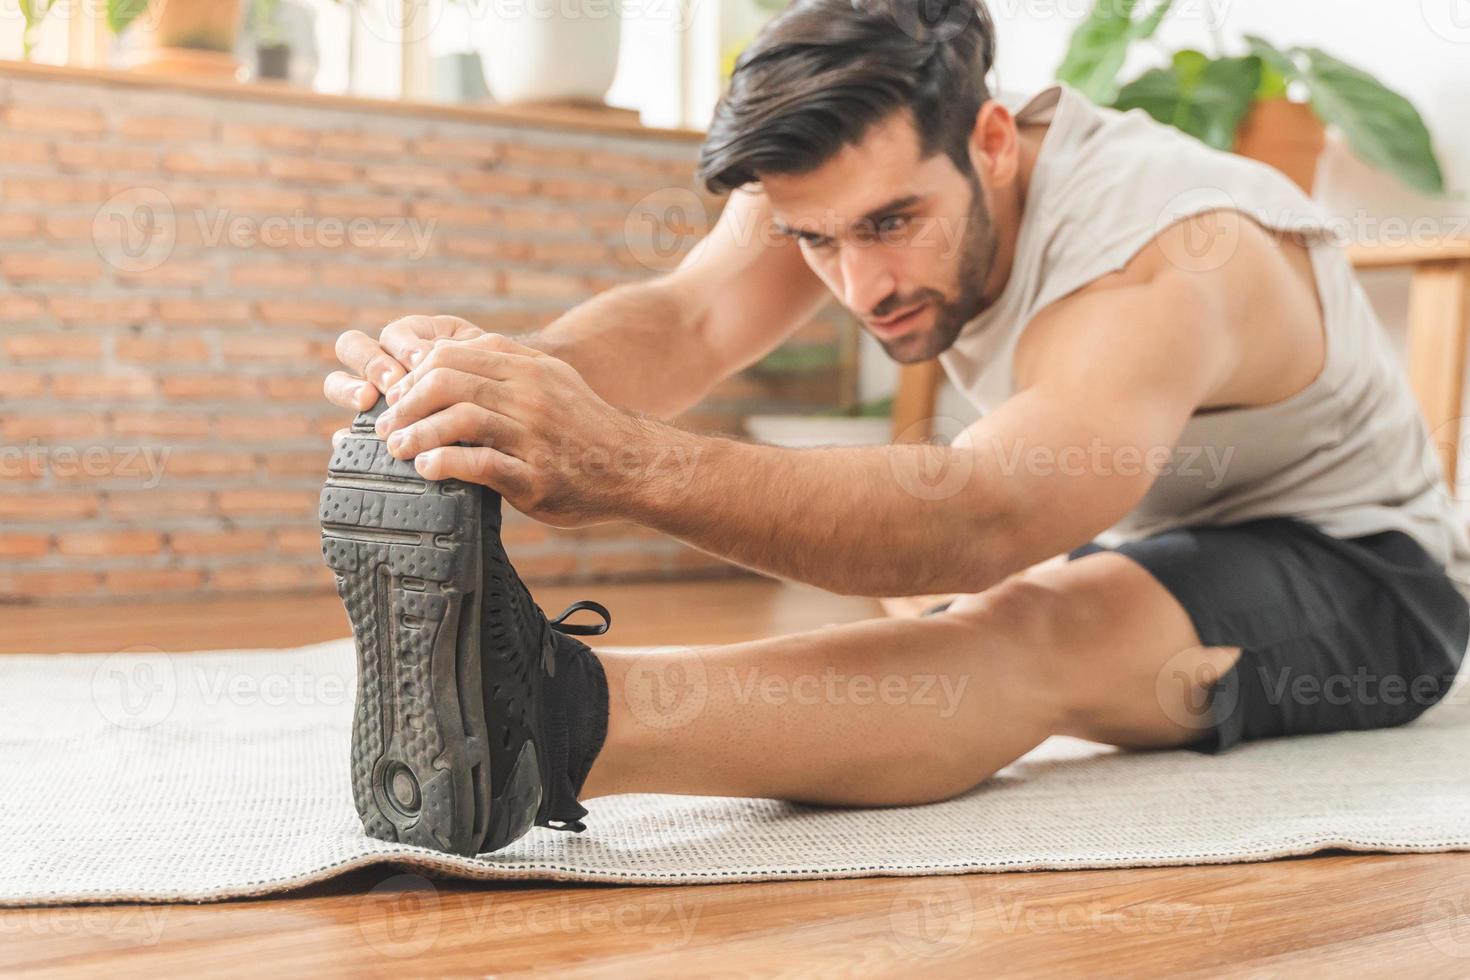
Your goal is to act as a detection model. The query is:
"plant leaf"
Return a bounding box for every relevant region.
[107,0,150,35]
[1243,34,1299,82]
[1113,54,1262,151]
[1056,0,1175,104]
[1292,47,1444,196]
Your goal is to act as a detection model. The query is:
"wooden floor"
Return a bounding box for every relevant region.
[4,580,1470,978]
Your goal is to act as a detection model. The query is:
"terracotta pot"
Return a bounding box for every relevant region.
[126,0,245,80]
[1235,98,1327,195]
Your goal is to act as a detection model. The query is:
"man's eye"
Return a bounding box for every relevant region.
[799,233,833,249]
[877,215,909,234]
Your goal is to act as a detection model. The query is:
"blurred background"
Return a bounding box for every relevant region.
[0,0,1467,604]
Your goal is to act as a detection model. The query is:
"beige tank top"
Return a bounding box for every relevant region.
[939,85,1470,598]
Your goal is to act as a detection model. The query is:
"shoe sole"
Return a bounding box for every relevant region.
[320,403,513,855]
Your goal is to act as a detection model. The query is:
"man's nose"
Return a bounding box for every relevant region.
[838,244,897,315]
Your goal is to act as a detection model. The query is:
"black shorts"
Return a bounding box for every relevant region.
[1072,518,1469,753]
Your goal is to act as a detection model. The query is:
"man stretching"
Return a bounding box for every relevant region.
[321,0,1469,854]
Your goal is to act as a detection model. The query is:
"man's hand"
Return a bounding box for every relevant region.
[373,334,663,528]
[324,314,485,413]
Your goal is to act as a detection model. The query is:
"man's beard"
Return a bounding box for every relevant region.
[872,175,998,364]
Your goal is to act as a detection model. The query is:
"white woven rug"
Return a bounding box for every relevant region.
[4,639,1469,907]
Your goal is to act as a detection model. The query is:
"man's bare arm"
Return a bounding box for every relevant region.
[326,189,829,420]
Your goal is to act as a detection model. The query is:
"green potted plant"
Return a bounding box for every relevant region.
[1056,0,1445,196]
[249,0,292,81]
[108,0,246,79]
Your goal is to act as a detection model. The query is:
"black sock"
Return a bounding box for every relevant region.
[536,632,609,830]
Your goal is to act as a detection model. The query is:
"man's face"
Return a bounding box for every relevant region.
[761,111,1002,363]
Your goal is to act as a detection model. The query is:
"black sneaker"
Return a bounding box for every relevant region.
[321,398,611,856]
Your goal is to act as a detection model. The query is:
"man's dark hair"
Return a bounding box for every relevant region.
[698,0,997,195]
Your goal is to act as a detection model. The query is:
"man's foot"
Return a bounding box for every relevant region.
[321,399,610,856]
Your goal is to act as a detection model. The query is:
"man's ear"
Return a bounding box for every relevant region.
[968,101,1018,188]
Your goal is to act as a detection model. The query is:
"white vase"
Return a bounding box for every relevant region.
[479,0,622,105]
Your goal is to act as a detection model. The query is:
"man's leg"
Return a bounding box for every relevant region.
[581,553,1242,806]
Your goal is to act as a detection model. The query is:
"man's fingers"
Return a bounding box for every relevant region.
[324,371,378,412]
[334,330,409,392]
[385,402,526,460]
[378,316,437,371]
[377,368,504,436]
[331,427,351,449]
[415,446,533,497]
[387,346,524,405]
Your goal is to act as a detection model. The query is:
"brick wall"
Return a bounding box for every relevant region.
[0,65,853,603]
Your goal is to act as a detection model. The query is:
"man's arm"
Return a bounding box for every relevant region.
[375,263,1235,596]
[325,189,829,420]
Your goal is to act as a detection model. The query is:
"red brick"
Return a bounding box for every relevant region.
[57,530,163,557]
[112,412,212,439]
[214,414,315,440]
[162,375,265,400]
[414,136,502,163]
[255,300,351,328]
[318,130,409,156]
[0,493,101,521]
[230,264,316,289]
[512,554,579,581]
[55,144,159,172]
[164,452,257,477]
[117,262,210,288]
[410,200,498,226]
[454,171,538,196]
[313,194,407,219]
[1,178,106,204]
[2,255,104,283]
[47,450,161,483]
[221,123,317,151]
[117,114,213,141]
[583,550,673,576]
[162,151,261,179]
[0,570,101,599]
[116,335,212,363]
[263,451,328,476]
[497,144,586,169]
[267,156,358,184]
[273,527,323,554]
[52,372,155,401]
[496,207,584,233]
[0,294,47,320]
[41,215,96,242]
[216,489,318,517]
[209,562,332,592]
[0,371,81,414]
[217,186,313,212]
[500,269,588,299]
[2,105,105,136]
[318,265,409,292]
[3,415,107,441]
[365,165,452,192]
[49,296,153,325]
[219,334,315,362]
[169,529,273,555]
[0,534,50,558]
[2,334,104,361]
[106,490,214,519]
[0,135,52,164]
[157,298,250,328]
[0,214,42,239]
[102,568,205,594]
